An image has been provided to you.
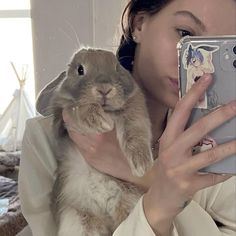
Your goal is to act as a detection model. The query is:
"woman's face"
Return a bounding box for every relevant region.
[133,0,236,108]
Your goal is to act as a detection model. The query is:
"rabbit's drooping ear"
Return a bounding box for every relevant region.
[36,71,66,116]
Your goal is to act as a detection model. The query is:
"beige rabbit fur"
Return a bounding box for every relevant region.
[50,48,153,236]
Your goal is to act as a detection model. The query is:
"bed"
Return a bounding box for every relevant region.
[0,151,27,236]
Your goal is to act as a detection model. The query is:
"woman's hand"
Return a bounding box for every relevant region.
[142,74,235,235]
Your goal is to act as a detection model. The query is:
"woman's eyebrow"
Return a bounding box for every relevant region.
[174,10,207,32]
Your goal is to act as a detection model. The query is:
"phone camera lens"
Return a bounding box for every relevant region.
[233,60,236,69]
[233,45,236,54]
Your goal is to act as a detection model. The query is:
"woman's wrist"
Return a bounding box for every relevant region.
[129,166,158,191]
[143,193,175,236]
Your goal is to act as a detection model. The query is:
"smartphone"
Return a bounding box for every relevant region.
[177,35,236,175]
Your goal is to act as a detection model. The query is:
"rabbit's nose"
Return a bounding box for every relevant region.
[97,88,112,96]
[93,84,116,98]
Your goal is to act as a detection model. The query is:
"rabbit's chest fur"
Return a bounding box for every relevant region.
[53,141,142,231]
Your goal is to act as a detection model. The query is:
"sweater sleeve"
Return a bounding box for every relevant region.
[18,117,58,236]
[113,196,179,236]
[193,176,236,236]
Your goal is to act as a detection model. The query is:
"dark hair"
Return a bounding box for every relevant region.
[116,0,173,72]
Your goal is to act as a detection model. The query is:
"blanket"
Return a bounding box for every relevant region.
[0,152,27,236]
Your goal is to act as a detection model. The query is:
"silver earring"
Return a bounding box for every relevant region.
[132,35,137,42]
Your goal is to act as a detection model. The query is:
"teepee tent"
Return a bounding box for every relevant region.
[0,63,35,151]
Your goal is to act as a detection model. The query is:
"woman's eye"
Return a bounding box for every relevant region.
[77,64,84,75]
[177,29,193,38]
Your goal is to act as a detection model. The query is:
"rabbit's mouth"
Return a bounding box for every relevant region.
[101,102,124,113]
[99,96,114,109]
[100,99,119,112]
[98,96,108,108]
[100,96,107,106]
[101,101,114,111]
[97,93,124,111]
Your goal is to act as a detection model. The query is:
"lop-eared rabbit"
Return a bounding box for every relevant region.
[49,48,153,235]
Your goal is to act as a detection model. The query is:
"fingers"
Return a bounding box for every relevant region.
[63,109,82,134]
[182,140,236,172]
[176,100,236,150]
[161,74,212,149]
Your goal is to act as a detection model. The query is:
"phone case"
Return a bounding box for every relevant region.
[178,35,236,174]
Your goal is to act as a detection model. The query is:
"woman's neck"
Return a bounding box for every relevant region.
[145,95,168,143]
[132,68,169,143]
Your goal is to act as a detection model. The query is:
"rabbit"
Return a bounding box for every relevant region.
[49,48,153,236]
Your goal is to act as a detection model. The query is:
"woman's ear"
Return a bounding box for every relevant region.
[132,12,148,43]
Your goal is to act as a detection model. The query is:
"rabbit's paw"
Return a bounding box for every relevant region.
[125,144,153,177]
[80,104,114,133]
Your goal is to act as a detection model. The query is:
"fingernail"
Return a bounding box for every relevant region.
[229,100,236,111]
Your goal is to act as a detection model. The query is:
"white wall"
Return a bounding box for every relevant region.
[30,0,127,94]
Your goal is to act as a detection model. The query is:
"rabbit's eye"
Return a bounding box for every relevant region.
[77,64,84,76]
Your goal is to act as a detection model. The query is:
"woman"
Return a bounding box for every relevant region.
[19,0,236,235]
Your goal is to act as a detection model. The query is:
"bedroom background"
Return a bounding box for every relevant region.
[0,1,127,235]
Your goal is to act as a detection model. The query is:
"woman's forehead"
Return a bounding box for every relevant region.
[162,0,236,35]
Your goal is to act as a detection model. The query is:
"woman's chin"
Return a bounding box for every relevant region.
[166,94,179,109]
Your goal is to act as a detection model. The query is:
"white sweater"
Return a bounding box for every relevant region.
[19,116,236,236]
